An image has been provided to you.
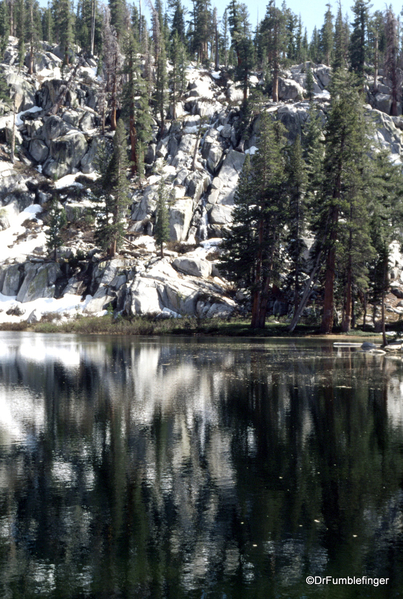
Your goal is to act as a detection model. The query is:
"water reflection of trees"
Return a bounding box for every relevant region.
[0,337,402,597]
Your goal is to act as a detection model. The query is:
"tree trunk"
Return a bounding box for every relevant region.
[288,249,323,333]
[362,291,367,329]
[321,242,337,334]
[374,33,378,92]
[90,0,95,55]
[129,114,137,176]
[341,229,352,333]
[10,93,16,164]
[381,258,388,346]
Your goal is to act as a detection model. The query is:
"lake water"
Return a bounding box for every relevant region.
[0,333,402,598]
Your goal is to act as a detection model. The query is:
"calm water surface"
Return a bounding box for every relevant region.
[0,333,402,598]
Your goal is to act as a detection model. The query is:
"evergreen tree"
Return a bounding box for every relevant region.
[58,0,74,65]
[221,7,229,67]
[0,0,9,56]
[384,7,400,117]
[169,30,187,120]
[169,0,185,42]
[121,30,152,175]
[25,0,41,74]
[368,150,403,342]
[154,179,170,258]
[319,3,333,66]
[154,35,168,134]
[102,6,122,130]
[305,62,315,100]
[349,0,369,79]
[94,120,130,257]
[228,0,254,101]
[316,69,370,333]
[260,0,287,102]
[285,135,308,317]
[221,112,288,329]
[46,196,67,262]
[332,0,349,70]
[367,11,385,92]
[109,0,125,39]
[0,68,9,105]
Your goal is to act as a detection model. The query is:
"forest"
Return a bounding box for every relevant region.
[0,0,403,335]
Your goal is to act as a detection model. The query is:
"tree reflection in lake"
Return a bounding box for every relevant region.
[0,333,402,598]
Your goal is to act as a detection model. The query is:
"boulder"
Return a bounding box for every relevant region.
[79,111,95,132]
[81,136,101,173]
[207,144,223,173]
[131,186,159,221]
[17,262,61,303]
[185,171,210,203]
[209,204,234,225]
[169,198,194,241]
[127,276,162,315]
[29,139,49,163]
[374,93,392,115]
[314,65,331,88]
[43,115,69,141]
[173,256,212,278]
[84,287,115,313]
[6,71,36,111]
[278,77,304,100]
[45,130,88,179]
[1,264,23,296]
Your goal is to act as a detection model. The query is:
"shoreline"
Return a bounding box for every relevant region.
[0,315,387,340]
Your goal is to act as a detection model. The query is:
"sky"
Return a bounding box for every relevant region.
[176,0,403,36]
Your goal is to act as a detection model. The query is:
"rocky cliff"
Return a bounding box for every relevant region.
[1,36,403,327]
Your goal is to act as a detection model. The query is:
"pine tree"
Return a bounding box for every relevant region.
[169,30,186,120]
[368,150,403,343]
[316,69,370,333]
[349,0,369,79]
[221,112,288,329]
[384,7,400,117]
[319,3,333,66]
[305,62,314,100]
[102,6,122,130]
[220,154,256,291]
[154,35,168,134]
[367,11,385,93]
[154,179,170,258]
[108,0,125,39]
[332,0,349,70]
[58,0,74,65]
[285,135,308,317]
[94,120,130,257]
[121,30,152,175]
[26,0,42,74]
[260,0,287,102]
[229,0,254,101]
[0,0,9,56]
[46,196,67,262]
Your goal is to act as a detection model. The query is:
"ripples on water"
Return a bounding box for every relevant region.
[0,333,402,598]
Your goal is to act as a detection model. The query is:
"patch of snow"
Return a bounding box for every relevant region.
[0,204,45,264]
[245,146,258,155]
[131,235,156,249]
[314,90,331,100]
[200,238,222,249]
[54,174,84,189]
[147,175,161,186]
[54,171,98,189]
[183,126,199,134]
[0,292,91,324]
[211,71,221,79]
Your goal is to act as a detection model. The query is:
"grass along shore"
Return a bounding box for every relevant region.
[0,313,387,338]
